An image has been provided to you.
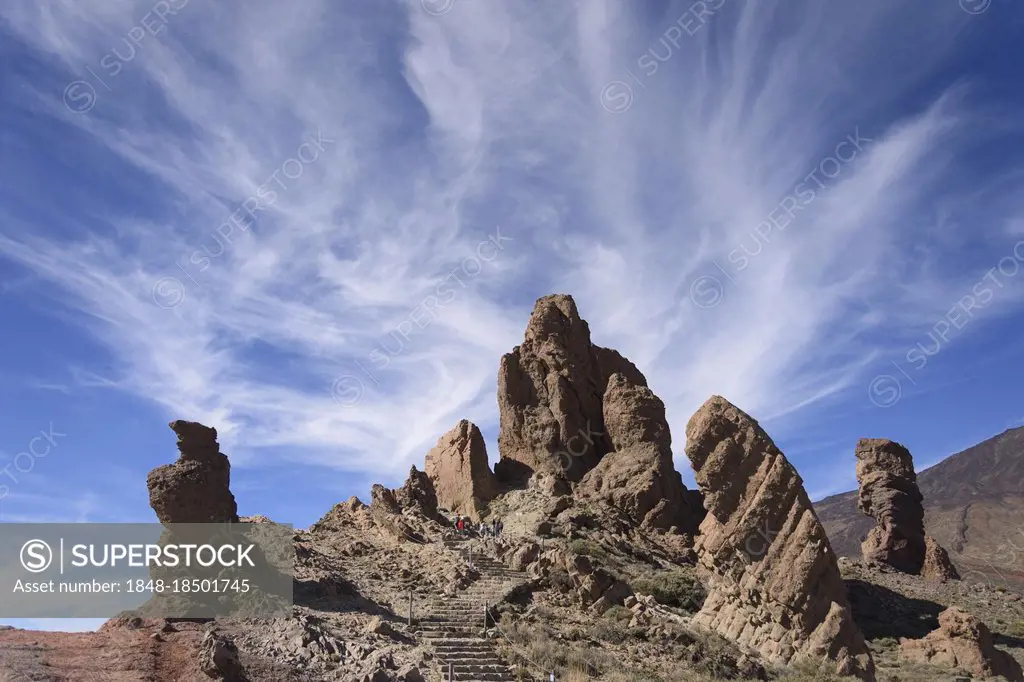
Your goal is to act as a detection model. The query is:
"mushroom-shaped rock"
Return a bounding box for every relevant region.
[685,396,875,681]
[147,421,238,524]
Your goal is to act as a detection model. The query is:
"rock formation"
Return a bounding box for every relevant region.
[369,484,402,515]
[854,438,959,581]
[578,373,696,531]
[495,294,637,482]
[424,420,499,521]
[147,420,238,524]
[921,535,960,581]
[685,396,875,681]
[395,465,442,520]
[495,294,699,531]
[855,438,927,573]
[198,629,244,681]
[899,607,1023,681]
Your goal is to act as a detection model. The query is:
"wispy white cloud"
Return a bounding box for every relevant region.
[1,0,1022,486]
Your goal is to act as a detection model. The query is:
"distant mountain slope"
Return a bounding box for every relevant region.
[815,426,1024,589]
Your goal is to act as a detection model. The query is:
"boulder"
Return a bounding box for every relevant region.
[197,629,244,681]
[396,665,426,682]
[685,396,875,681]
[424,420,498,521]
[508,542,541,572]
[921,535,960,582]
[855,438,927,574]
[899,607,1022,681]
[578,373,700,531]
[147,421,238,524]
[370,484,402,515]
[365,616,395,637]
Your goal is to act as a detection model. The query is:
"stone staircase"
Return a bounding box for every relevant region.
[419,538,527,681]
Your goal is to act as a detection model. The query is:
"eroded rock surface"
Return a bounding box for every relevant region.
[922,534,961,582]
[424,420,498,520]
[855,438,927,573]
[495,294,619,482]
[495,294,699,531]
[578,373,695,531]
[685,395,875,681]
[198,629,244,681]
[147,421,238,524]
[395,465,442,521]
[370,484,403,515]
[899,607,1023,680]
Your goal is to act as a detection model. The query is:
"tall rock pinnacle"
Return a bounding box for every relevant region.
[147,420,239,524]
[424,419,499,521]
[685,396,875,681]
[855,438,959,580]
[495,294,698,531]
[495,294,646,483]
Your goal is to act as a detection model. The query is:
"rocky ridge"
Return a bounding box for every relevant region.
[2,293,1023,681]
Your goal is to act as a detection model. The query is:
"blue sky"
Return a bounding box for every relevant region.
[2,0,1024,630]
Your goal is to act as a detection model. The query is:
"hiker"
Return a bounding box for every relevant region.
[456,516,464,534]
[491,518,498,537]
[496,519,504,537]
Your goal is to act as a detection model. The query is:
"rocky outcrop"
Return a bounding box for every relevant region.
[685,396,875,681]
[922,535,960,582]
[395,465,442,521]
[370,484,402,515]
[495,294,699,531]
[899,607,1023,681]
[496,294,636,483]
[578,373,695,531]
[424,420,498,521]
[855,438,927,574]
[198,629,244,681]
[147,421,238,524]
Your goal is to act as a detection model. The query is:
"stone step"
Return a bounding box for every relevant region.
[431,642,496,650]
[446,672,517,681]
[438,662,516,673]
[422,629,480,638]
[438,657,508,663]
[420,623,482,630]
[433,650,504,659]
[420,623,483,630]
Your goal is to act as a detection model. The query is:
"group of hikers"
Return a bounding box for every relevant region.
[452,514,503,537]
